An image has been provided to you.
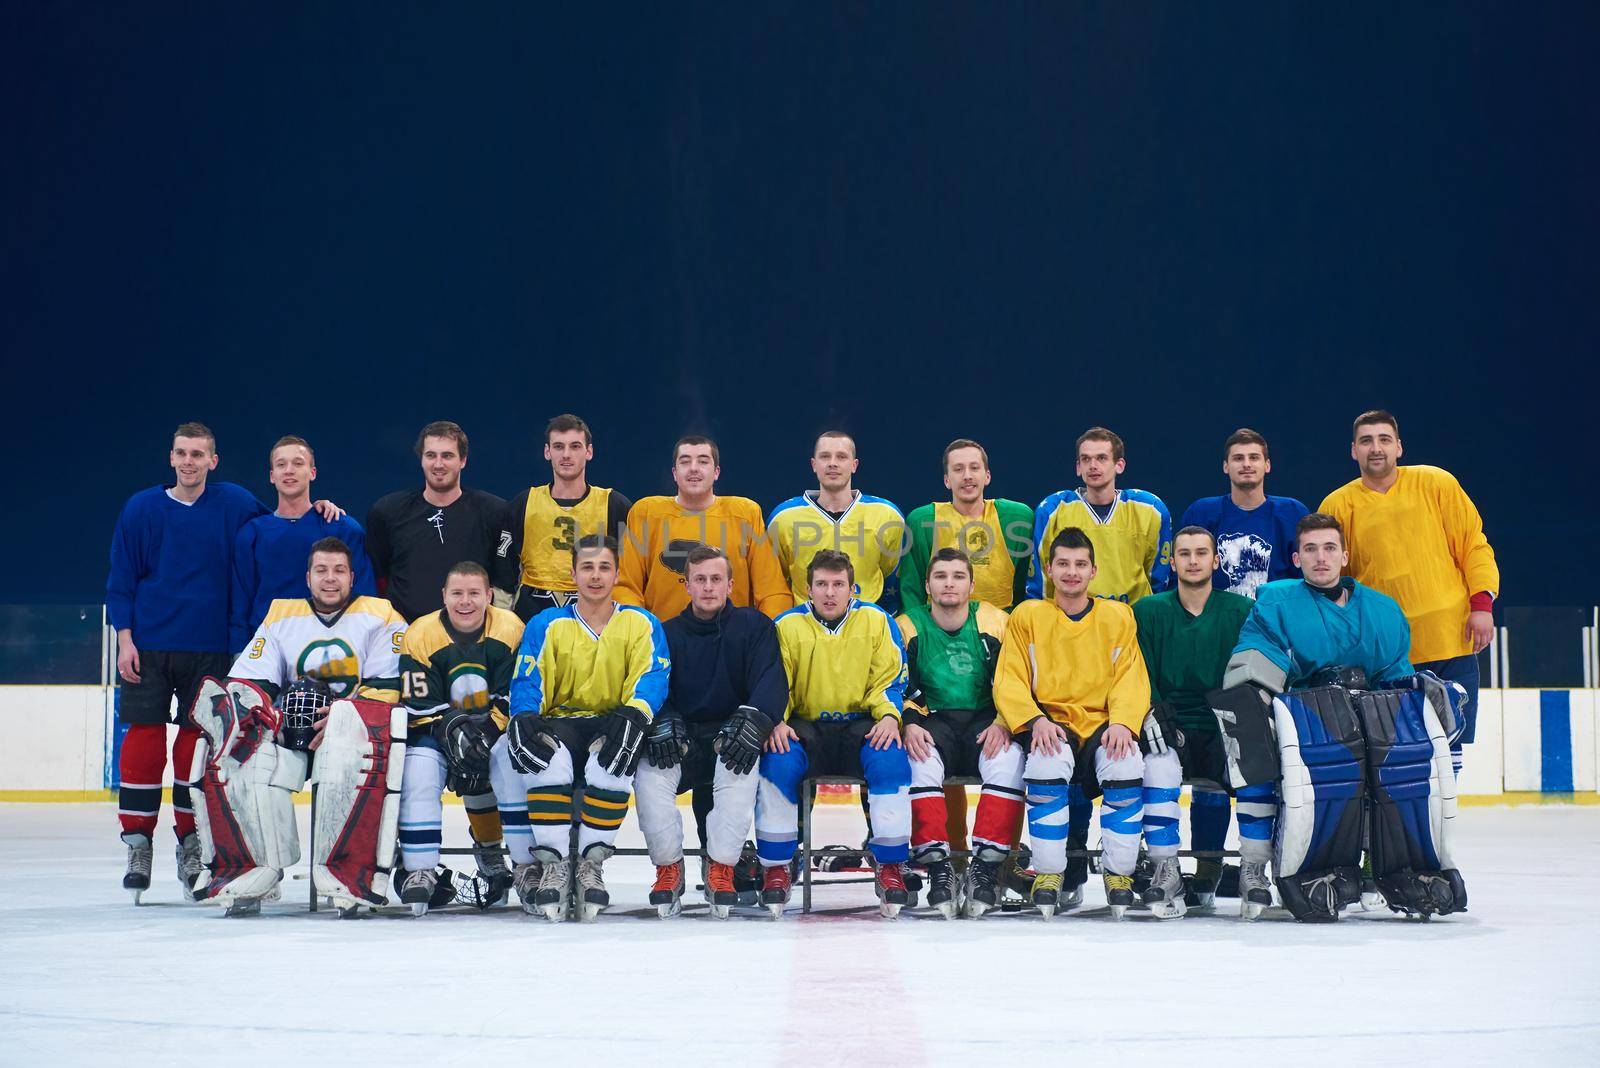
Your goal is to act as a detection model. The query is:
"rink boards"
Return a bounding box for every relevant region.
[0,684,1595,800]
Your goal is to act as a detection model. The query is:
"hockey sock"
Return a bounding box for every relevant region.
[1141,749,1181,859]
[1097,780,1144,877]
[1190,787,1231,856]
[1025,782,1072,873]
[118,723,167,839]
[971,790,1022,851]
[860,743,912,864]
[170,726,200,840]
[463,792,504,848]
[1235,781,1276,862]
[1067,784,1091,842]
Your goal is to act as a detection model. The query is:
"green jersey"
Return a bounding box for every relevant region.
[894,600,1008,724]
[1132,588,1252,733]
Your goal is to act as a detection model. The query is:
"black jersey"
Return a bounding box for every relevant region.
[366,487,507,622]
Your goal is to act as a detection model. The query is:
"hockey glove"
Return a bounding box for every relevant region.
[646,716,689,770]
[507,713,559,775]
[1141,701,1184,756]
[594,705,649,777]
[714,705,772,777]
[438,710,497,776]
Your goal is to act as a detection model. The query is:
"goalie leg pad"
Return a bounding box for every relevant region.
[312,699,406,909]
[1207,684,1280,790]
[1272,686,1366,922]
[1354,688,1467,916]
[188,677,303,905]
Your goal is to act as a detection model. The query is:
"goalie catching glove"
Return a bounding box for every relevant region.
[594,705,649,776]
[713,705,771,776]
[507,712,558,775]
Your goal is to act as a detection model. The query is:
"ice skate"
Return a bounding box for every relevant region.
[705,861,738,918]
[535,855,572,923]
[576,848,611,921]
[472,840,513,908]
[1103,872,1135,920]
[512,859,544,915]
[399,867,439,916]
[875,862,908,918]
[923,859,957,919]
[1143,856,1188,919]
[1240,859,1273,921]
[175,832,204,902]
[1359,854,1386,911]
[1031,871,1063,920]
[121,833,152,905]
[1062,836,1088,908]
[761,864,791,918]
[965,850,1003,918]
[1187,858,1222,909]
[650,859,684,918]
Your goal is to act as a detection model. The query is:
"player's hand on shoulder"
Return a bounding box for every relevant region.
[866,716,902,751]
[311,499,345,522]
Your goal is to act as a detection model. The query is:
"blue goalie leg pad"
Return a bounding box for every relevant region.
[1273,686,1367,921]
[1354,689,1467,916]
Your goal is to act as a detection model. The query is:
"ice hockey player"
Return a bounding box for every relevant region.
[395,561,525,914]
[1178,428,1309,600]
[1028,427,1172,903]
[895,547,1012,919]
[617,435,792,619]
[1212,512,1467,921]
[994,528,1151,920]
[1132,526,1254,918]
[491,534,670,922]
[497,413,633,621]
[754,549,913,918]
[635,545,787,917]
[190,536,407,916]
[767,431,908,611]
[108,422,343,902]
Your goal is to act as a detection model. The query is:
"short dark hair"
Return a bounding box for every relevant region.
[415,421,468,460]
[814,430,857,456]
[674,434,720,467]
[807,548,855,586]
[927,546,972,578]
[546,413,592,445]
[270,434,314,466]
[445,561,490,587]
[1048,527,1096,567]
[683,544,732,577]
[941,438,988,472]
[1075,427,1124,463]
[1173,525,1217,550]
[571,533,618,566]
[173,422,216,450]
[307,536,353,568]
[1352,409,1399,440]
[1222,428,1269,461]
[1295,513,1344,549]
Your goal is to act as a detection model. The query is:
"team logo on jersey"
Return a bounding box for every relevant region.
[943,643,976,677]
[1217,533,1273,599]
[447,662,491,710]
[660,539,705,576]
[957,523,993,564]
[296,639,361,697]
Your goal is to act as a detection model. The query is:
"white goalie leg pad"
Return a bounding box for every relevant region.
[311,699,407,909]
[1425,696,1459,872]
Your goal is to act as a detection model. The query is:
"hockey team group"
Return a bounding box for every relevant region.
[106,410,1497,923]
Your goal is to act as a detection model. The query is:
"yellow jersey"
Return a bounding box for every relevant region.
[616,495,793,620]
[767,491,907,607]
[993,598,1150,740]
[775,600,907,722]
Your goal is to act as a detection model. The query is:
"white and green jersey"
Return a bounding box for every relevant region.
[229,595,406,702]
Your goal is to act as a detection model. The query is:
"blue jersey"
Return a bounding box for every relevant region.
[1232,578,1414,690]
[230,511,377,652]
[1180,494,1309,598]
[107,483,267,653]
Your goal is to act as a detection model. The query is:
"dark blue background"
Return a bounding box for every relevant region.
[4,3,1594,606]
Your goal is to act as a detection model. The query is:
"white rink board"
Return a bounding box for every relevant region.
[0,802,1596,1066]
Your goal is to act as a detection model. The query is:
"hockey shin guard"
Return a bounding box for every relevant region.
[398,745,447,873]
[1095,749,1145,877]
[754,744,807,866]
[706,761,759,867]
[576,752,632,856]
[859,742,912,864]
[973,743,1025,852]
[909,748,949,860]
[117,723,167,839]
[1141,748,1182,860]
[171,726,201,839]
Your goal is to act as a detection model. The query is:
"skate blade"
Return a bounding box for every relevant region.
[932,901,957,920]
[766,902,786,919]
[1240,901,1265,921]
[336,904,362,919]
[1150,900,1187,920]
[1109,905,1127,921]
[964,899,991,919]
[1061,889,1084,909]
[711,904,731,920]
[541,904,567,923]
[654,900,680,919]
[224,899,262,918]
[1360,891,1387,912]
[879,902,902,919]
[128,889,144,906]
[1038,904,1056,921]
[410,902,429,917]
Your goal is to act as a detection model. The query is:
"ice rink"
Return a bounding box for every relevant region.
[2,800,1597,1067]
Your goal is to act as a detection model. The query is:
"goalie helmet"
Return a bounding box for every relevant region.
[275,675,333,751]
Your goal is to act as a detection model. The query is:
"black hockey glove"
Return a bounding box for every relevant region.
[646,715,689,770]
[1141,701,1184,757]
[437,710,497,776]
[507,712,559,775]
[713,705,772,777]
[595,705,649,777]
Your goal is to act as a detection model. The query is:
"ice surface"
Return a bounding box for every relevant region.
[1,801,1597,1066]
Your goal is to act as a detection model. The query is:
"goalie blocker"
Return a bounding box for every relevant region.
[1206,673,1466,922]
[186,677,406,914]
